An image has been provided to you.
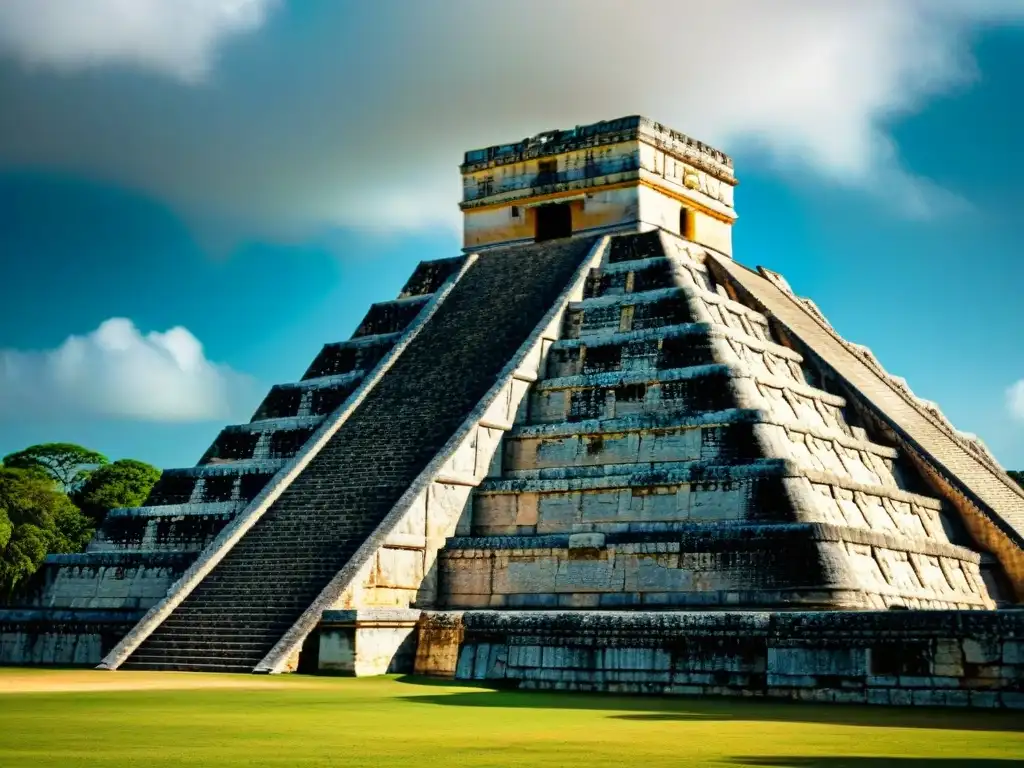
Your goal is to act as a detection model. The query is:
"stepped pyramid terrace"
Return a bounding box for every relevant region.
[2,116,1023,708]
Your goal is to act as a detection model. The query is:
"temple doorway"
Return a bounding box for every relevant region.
[534,203,572,242]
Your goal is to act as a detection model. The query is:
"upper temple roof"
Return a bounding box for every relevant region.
[460,116,735,181]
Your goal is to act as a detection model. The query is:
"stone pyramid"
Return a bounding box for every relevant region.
[1,117,1021,707]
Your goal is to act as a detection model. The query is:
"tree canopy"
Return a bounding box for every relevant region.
[0,467,93,596]
[1009,470,1023,489]
[0,442,161,600]
[2,443,108,492]
[72,459,161,525]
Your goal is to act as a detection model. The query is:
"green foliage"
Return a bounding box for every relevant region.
[0,467,95,596]
[0,523,48,595]
[2,443,108,492]
[0,442,160,598]
[0,442,161,598]
[72,459,161,525]
[1008,470,1023,488]
[48,498,95,554]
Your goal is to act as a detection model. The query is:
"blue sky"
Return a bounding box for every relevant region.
[0,1,1022,471]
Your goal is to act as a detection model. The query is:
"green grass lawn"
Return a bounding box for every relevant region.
[1,669,1022,767]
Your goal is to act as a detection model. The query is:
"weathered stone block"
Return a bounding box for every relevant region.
[969,691,999,708]
[1002,641,1024,666]
[1000,692,1024,710]
[963,638,1000,665]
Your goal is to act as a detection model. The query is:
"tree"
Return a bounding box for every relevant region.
[0,467,94,596]
[0,522,48,598]
[1009,470,1023,489]
[48,498,95,554]
[72,459,161,526]
[2,443,108,493]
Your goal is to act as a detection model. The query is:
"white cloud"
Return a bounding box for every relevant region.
[0,318,256,422]
[1008,380,1024,422]
[0,0,277,83]
[0,1,1022,237]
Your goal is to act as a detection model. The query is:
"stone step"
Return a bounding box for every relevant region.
[145,622,291,636]
[529,364,736,425]
[179,588,326,604]
[105,501,246,520]
[352,294,431,338]
[479,458,939,501]
[529,364,848,429]
[185,580,335,594]
[504,413,903,492]
[449,521,975,549]
[479,457,790,494]
[153,623,298,638]
[140,637,276,654]
[546,322,805,382]
[162,460,287,478]
[397,256,465,299]
[44,551,196,568]
[145,466,280,506]
[605,229,681,266]
[503,420,762,473]
[87,537,220,556]
[506,412,898,482]
[509,409,762,439]
[469,458,948,540]
[565,288,778,351]
[439,522,990,611]
[510,408,870,445]
[302,333,402,381]
[141,624,284,639]
[120,657,260,673]
[252,373,365,421]
[590,230,780,345]
[155,615,297,630]
[575,255,782,354]
[196,560,340,573]
[546,323,716,378]
[90,510,234,553]
[584,255,681,298]
[193,571,339,584]
[267,371,365,393]
[565,288,693,339]
[199,422,323,465]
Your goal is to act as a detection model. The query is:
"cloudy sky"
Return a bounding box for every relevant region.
[0,0,1022,470]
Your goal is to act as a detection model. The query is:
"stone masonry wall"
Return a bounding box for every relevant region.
[418,609,1024,710]
[0,609,142,666]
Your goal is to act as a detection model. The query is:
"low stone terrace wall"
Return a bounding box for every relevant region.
[416,609,1024,709]
[0,608,143,666]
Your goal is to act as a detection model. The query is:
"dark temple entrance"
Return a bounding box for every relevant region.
[534,203,573,242]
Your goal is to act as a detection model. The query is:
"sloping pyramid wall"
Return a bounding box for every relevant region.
[435,231,1014,612]
[707,253,1024,596]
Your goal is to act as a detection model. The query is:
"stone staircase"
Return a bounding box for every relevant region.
[437,231,1010,612]
[116,238,598,672]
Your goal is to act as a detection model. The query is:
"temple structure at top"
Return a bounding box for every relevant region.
[460,116,736,255]
[2,116,1022,710]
